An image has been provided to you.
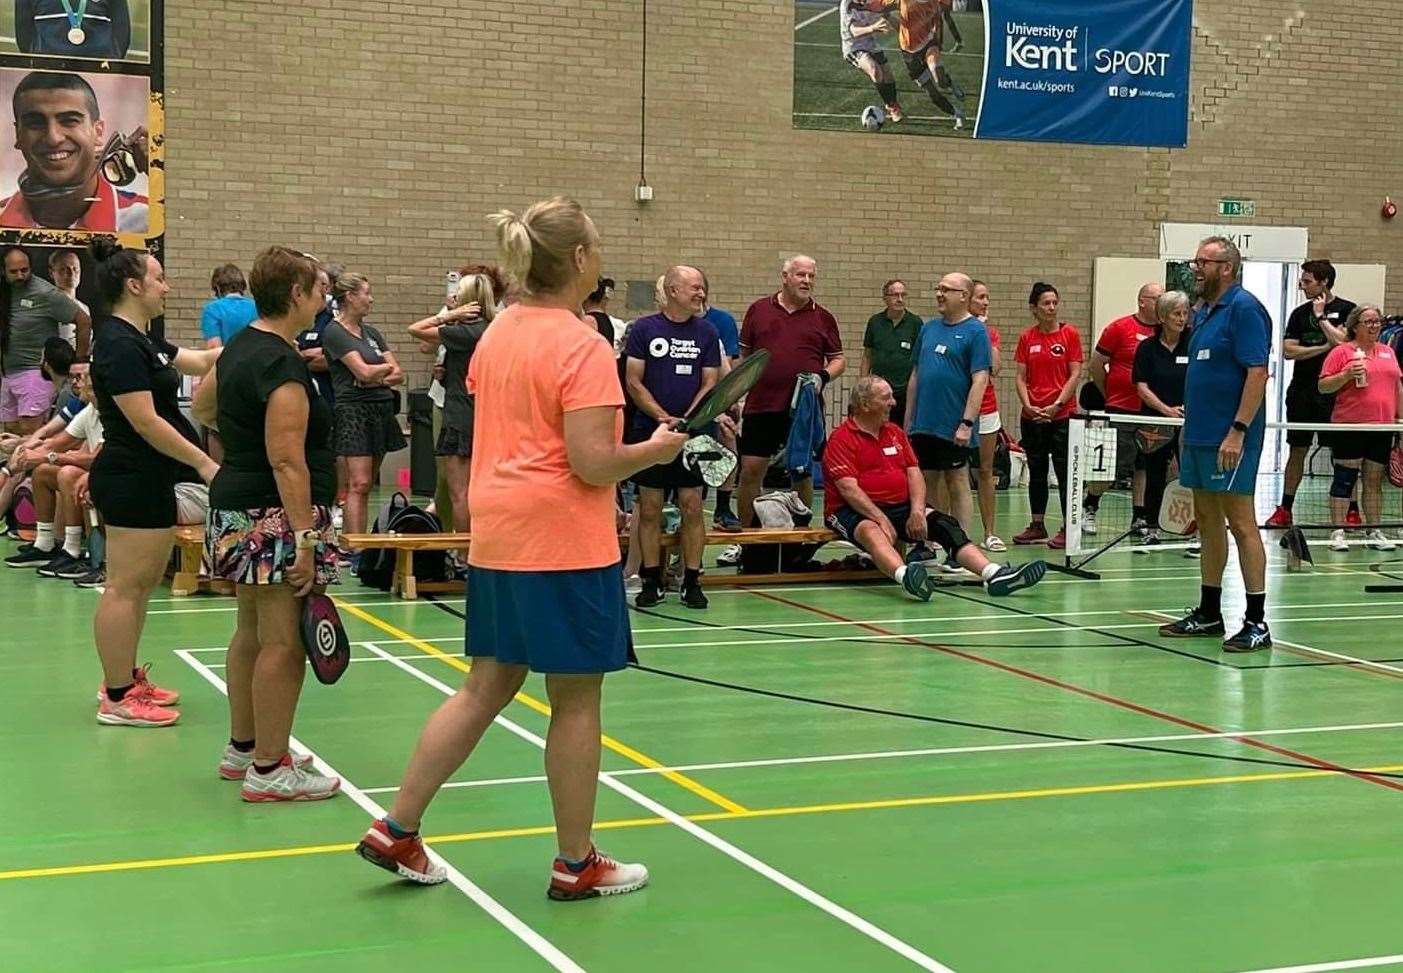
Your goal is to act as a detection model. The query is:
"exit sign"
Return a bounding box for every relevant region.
[1218,198,1256,218]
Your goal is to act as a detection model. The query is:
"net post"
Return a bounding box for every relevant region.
[1061,416,1094,575]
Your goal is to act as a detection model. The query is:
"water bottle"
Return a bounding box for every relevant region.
[1353,348,1368,389]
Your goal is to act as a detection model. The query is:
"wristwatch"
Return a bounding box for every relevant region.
[959,418,975,428]
[1231,420,1249,433]
[47,451,58,466]
[294,529,320,551]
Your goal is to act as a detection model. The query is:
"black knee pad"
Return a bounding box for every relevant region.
[925,509,971,553]
[1329,464,1360,500]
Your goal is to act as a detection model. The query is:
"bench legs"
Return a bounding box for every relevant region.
[170,539,203,596]
[393,548,418,600]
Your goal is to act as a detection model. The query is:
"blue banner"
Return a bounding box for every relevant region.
[975,0,1192,147]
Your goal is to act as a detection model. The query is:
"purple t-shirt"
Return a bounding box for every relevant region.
[624,312,721,432]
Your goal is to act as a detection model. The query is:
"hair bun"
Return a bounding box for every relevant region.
[89,237,123,264]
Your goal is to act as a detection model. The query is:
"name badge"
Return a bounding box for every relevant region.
[899,341,911,350]
[19,299,34,308]
[1196,349,1211,361]
[1030,344,1042,353]
[935,344,948,355]
[1135,334,1149,341]
[1175,356,1189,365]
[676,364,693,375]
[156,353,170,367]
[882,445,899,456]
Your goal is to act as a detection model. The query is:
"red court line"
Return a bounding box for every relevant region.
[752,591,1403,794]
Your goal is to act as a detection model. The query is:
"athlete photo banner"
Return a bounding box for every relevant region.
[793,0,1191,148]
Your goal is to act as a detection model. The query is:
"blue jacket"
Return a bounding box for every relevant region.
[784,374,827,479]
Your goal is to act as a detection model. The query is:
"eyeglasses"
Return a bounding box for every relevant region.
[936,285,967,294]
[1188,258,1230,269]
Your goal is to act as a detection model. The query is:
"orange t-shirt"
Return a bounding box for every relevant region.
[466,304,624,571]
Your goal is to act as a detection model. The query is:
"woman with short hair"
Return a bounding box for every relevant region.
[970,280,1005,551]
[1319,303,1402,551]
[358,196,686,898]
[1133,290,1193,545]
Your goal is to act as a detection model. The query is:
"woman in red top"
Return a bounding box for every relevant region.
[1012,282,1083,549]
[357,197,686,899]
[970,280,1005,551]
[1318,304,1402,551]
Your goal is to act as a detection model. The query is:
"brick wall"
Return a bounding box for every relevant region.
[163,0,1403,417]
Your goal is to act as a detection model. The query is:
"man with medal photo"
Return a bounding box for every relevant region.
[12,1,134,60]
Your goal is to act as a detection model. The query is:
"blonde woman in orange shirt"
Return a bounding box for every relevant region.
[357,196,687,900]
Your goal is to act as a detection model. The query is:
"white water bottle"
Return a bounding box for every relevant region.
[1353,348,1368,389]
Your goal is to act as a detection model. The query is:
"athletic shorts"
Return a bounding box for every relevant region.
[1178,444,1262,496]
[978,411,1002,436]
[1285,389,1334,448]
[845,49,889,71]
[1331,430,1395,466]
[910,433,969,471]
[466,562,634,674]
[1019,417,1069,459]
[739,411,792,459]
[825,501,972,552]
[0,368,55,422]
[1105,408,1147,477]
[633,452,704,491]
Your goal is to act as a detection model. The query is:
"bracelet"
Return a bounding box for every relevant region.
[294,528,320,551]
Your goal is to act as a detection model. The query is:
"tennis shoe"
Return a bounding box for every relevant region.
[680,582,709,610]
[986,560,1046,597]
[886,101,904,123]
[712,512,741,533]
[1081,510,1098,535]
[1183,545,1201,559]
[1158,608,1225,638]
[96,688,179,727]
[5,543,52,567]
[1047,529,1066,550]
[73,565,106,587]
[1139,529,1161,546]
[900,561,932,602]
[55,554,93,579]
[97,663,179,707]
[1329,529,1349,552]
[716,544,741,567]
[1223,620,1272,653]
[240,754,340,802]
[1012,522,1048,545]
[1264,505,1293,528]
[1366,529,1396,551]
[356,820,447,885]
[548,847,648,901]
[36,551,81,578]
[635,580,664,608]
[218,745,315,780]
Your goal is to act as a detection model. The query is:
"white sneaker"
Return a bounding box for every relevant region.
[716,544,742,567]
[983,535,1007,553]
[623,574,642,595]
[1329,529,1349,552]
[1367,529,1396,551]
[218,744,315,781]
[240,754,341,802]
[1082,511,1098,535]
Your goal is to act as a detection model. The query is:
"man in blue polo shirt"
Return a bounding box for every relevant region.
[905,271,991,542]
[1160,236,1272,651]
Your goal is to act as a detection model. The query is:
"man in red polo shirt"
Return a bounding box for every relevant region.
[1083,283,1162,534]
[823,376,1046,600]
[736,254,844,528]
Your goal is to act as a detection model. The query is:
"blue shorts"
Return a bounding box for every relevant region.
[1179,444,1261,496]
[466,563,634,674]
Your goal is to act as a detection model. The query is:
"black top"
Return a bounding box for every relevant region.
[296,305,336,405]
[586,310,614,345]
[209,327,336,509]
[1131,328,1193,412]
[321,319,395,405]
[1284,296,1356,395]
[90,315,198,480]
[439,317,490,432]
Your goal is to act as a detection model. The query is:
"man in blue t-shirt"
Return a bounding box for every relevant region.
[624,265,722,609]
[1160,237,1272,652]
[905,272,992,540]
[699,270,742,530]
[199,263,259,348]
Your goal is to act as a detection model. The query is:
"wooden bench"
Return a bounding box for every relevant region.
[344,527,881,599]
[169,525,233,597]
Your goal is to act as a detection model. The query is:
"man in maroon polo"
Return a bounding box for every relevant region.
[735,254,844,528]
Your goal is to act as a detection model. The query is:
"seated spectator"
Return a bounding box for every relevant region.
[4,361,102,576]
[823,376,1046,600]
[1318,304,1402,552]
[41,335,76,403]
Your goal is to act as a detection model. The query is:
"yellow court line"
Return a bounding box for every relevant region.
[7,763,1401,883]
[333,599,749,815]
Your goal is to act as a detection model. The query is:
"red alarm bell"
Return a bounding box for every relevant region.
[1384,196,1398,220]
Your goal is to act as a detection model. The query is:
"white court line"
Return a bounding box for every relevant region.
[1229,954,1403,973]
[355,720,1403,797]
[794,4,838,31]
[1144,611,1403,677]
[173,650,585,973]
[360,641,955,972]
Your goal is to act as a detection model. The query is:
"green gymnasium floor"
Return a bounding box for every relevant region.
[3,504,1402,973]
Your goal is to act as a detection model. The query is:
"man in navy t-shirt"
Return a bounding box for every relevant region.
[624,265,722,610]
[1160,236,1272,652]
[906,271,992,540]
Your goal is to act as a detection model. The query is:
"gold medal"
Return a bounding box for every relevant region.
[68,27,86,44]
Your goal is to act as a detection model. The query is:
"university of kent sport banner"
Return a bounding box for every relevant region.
[793,0,1192,147]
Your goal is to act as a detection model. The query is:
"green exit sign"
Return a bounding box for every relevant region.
[1218,198,1256,218]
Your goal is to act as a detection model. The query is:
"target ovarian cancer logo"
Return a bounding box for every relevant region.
[998,21,1177,98]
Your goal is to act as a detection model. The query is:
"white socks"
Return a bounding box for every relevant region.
[894,565,909,586]
[980,563,1001,582]
[63,527,83,558]
[34,521,54,552]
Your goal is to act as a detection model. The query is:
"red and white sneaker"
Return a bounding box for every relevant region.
[96,688,180,727]
[1012,522,1048,545]
[1264,505,1293,528]
[240,754,340,802]
[1346,508,1364,528]
[1047,529,1067,550]
[217,744,315,780]
[885,102,904,123]
[548,847,649,901]
[356,819,447,885]
[96,663,179,707]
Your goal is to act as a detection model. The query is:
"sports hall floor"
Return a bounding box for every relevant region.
[3,493,1402,973]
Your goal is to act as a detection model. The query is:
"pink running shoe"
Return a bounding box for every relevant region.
[96,688,180,727]
[97,663,179,707]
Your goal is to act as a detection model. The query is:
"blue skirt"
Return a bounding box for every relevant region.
[466,562,634,674]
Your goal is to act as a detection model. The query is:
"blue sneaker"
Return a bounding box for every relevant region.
[900,561,932,601]
[1223,620,1272,653]
[712,511,741,533]
[985,560,1046,597]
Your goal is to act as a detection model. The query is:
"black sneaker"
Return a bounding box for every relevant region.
[1158,608,1226,638]
[1223,620,1273,653]
[56,555,93,580]
[73,566,106,588]
[680,583,709,610]
[986,560,1047,597]
[36,552,80,578]
[900,561,932,602]
[635,581,664,608]
[1130,518,1149,538]
[5,543,54,567]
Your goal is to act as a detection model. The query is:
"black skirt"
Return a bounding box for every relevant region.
[334,400,407,458]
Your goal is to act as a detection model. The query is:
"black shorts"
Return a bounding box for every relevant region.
[1105,407,1147,477]
[825,501,972,553]
[739,411,792,459]
[90,466,179,530]
[632,453,704,491]
[910,433,969,471]
[845,48,889,70]
[435,423,472,458]
[902,35,943,79]
[1331,430,1395,466]
[1019,417,1069,459]
[1285,389,1334,447]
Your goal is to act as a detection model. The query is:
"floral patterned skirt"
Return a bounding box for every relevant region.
[205,504,340,587]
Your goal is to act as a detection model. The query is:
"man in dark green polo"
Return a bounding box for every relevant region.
[861,278,924,422]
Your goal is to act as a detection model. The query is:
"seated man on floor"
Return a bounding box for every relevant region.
[822,376,1046,600]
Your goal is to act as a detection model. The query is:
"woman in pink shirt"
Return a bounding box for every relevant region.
[357,196,686,898]
[1318,304,1402,551]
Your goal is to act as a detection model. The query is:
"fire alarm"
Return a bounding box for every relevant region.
[1384,196,1398,220]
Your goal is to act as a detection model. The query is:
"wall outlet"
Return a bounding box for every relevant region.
[634,184,654,202]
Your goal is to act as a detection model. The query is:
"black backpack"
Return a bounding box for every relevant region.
[356,492,447,590]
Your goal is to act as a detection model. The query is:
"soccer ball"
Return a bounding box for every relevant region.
[860,105,886,131]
